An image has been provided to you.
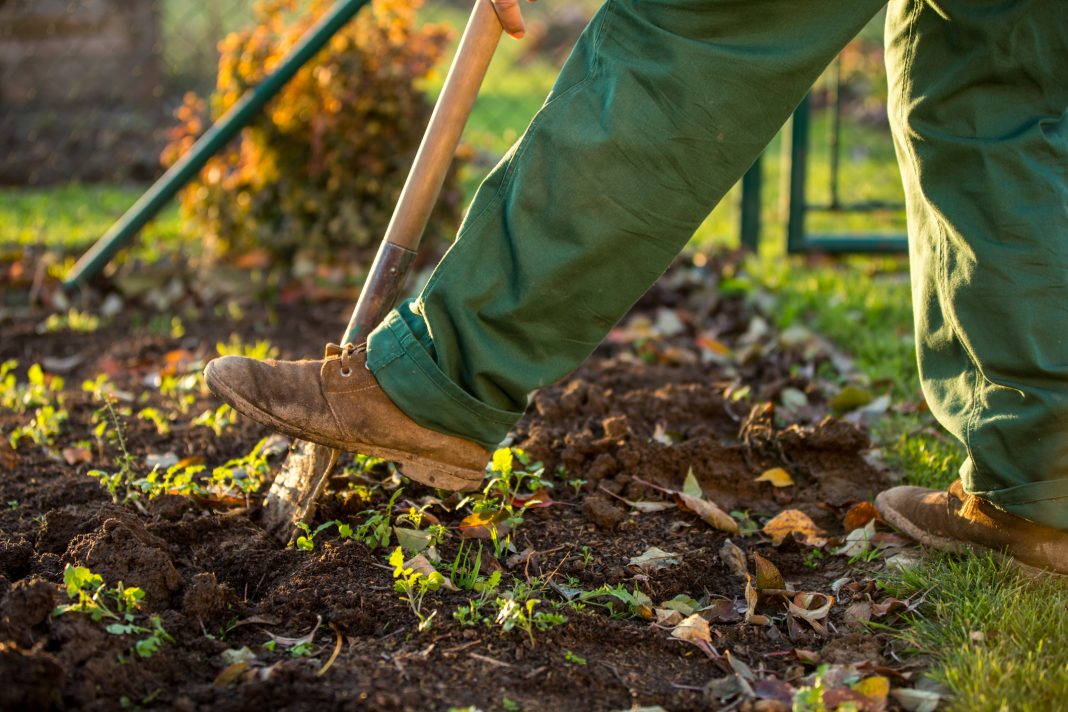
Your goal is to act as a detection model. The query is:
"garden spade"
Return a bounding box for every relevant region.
[261,0,504,543]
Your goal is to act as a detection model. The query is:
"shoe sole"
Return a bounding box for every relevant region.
[876,492,1066,580]
[205,367,485,493]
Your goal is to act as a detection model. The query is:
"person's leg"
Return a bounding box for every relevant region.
[882,0,1068,531]
[367,0,884,450]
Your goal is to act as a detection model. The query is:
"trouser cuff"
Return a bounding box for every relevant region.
[969,475,1068,531]
[365,302,522,451]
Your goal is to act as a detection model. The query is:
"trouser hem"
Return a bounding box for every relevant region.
[971,478,1068,531]
[365,308,522,451]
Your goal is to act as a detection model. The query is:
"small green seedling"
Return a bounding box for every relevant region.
[192,403,237,436]
[564,650,587,665]
[390,546,444,632]
[54,565,173,659]
[136,407,171,436]
[295,520,339,551]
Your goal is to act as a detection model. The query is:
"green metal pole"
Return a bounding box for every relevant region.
[739,153,762,252]
[63,0,371,289]
[785,93,811,255]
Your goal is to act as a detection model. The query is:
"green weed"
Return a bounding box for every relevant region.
[390,546,444,632]
[54,564,174,659]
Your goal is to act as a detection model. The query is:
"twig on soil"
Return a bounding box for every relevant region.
[316,624,343,677]
[469,652,513,668]
[523,665,548,680]
[441,640,480,657]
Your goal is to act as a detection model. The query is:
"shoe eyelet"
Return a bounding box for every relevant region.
[339,366,353,377]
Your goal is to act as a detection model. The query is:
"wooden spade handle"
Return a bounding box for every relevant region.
[385,0,503,251]
[341,0,503,346]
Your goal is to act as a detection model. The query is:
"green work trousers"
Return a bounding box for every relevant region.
[366,0,1068,529]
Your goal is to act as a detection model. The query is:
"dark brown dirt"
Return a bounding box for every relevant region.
[0,253,907,711]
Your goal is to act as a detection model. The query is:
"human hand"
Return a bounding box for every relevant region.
[490,0,535,39]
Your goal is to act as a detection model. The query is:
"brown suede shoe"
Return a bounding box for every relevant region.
[876,480,1068,576]
[204,343,490,491]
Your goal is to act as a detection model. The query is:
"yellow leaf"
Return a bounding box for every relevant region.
[755,467,794,488]
[682,467,703,498]
[752,553,784,590]
[491,448,513,474]
[676,493,739,534]
[762,509,828,547]
[853,675,890,702]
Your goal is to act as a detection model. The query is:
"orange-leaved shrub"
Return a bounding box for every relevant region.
[163,0,463,268]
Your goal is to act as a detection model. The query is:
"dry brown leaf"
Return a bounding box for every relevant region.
[853,675,890,705]
[458,511,511,540]
[677,492,739,534]
[62,446,91,465]
[752,553,785,591]
[405,554,457,591]
[720,539,749,578]
[763,509,828,547]
[670,614,717,658]
[655,608,684,626]
[628,547,681,574]
[743,576,769,625]
[788,592,834,634]
[754,467,794,488]
[699,599,743,623]
[844,599,873,627]
[843,500,881,531]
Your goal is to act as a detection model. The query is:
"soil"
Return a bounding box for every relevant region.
[0,253,912,711]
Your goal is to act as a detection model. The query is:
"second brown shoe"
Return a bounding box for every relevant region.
[204,343,490,491]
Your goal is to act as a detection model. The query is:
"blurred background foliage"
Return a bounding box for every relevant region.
[1,1,898,282]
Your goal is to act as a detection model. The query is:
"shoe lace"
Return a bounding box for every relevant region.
[335,342,366,378]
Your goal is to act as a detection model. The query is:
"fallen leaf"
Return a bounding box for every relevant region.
[752,554,785,591]
[628,500,675,513]
[221,646,257,665]
[763,509,828,547]
[659,594,700,616]
[405,554,457,591]
[829,385,874,414]
[682,467,703,498]
[752,677,794,704]
[843,501,881,531]
[844,599,873,627]
[726,649,754,680]
[512,493,556,509]
[871,532,911,550]
[676,492,739,534]
[670,613,716,658]
[743,576,769,626]
[836,520,877,557]
[720,539,749,578]
[652,423,674,446]
[62,446,91,465]
[213,661,251,688]
[699,599,742,623]
[146,452,179,469]
[795,648,821,665]
[788,592,834,634]
[267,615,322,647]
[458,511,511,540]
[655,608,684,626]
[628,547,681,574]
[870,597,909,618]
[754,467,794,488]
[890,688,941,712]
[394,527,433,554]
[42,354,85,374]
[853,675,890,704]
